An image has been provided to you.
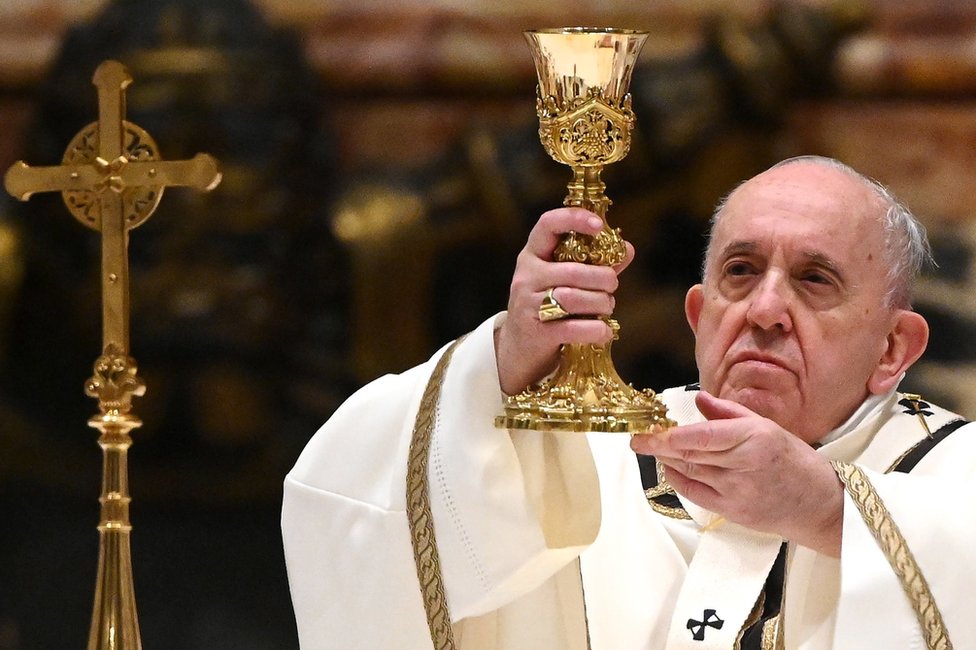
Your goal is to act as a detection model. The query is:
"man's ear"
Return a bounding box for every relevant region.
[685,284,704,336]
[868,310,929,395]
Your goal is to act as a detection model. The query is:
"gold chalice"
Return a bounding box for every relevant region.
[495,28,673,433]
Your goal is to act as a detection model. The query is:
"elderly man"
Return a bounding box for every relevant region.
[282,156,974,649]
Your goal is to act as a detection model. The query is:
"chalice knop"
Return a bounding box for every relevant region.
[495,28,674,433]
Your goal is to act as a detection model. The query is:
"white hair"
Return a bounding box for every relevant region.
[703,155,933,309]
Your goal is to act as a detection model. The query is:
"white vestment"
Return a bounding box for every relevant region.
[282,315,976,649]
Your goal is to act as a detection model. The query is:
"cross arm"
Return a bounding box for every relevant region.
[4,153,222,204]
[124,154,222,192]
[4,161,103,201]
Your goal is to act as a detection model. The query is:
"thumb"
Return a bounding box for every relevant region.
[695,390,755,420]
[613,241,636,275]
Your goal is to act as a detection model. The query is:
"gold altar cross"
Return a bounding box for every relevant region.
[5,59,220,355]
[3,59,221,650]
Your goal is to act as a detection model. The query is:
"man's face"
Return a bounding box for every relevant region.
[686,162,899,443]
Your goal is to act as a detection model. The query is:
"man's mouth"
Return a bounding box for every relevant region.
[728,350,793,373]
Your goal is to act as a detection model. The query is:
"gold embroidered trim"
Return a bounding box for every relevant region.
[733,591,765,649]
[644,485,693,520]
[645,459,692,520]
[759,615,780,650]
[406,336,466,650]
[832,461,953,650]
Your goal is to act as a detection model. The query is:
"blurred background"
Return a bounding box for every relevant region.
[0,0,974,647]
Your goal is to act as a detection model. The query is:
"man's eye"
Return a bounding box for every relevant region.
[801,272,831,285]
[725,262,753,276]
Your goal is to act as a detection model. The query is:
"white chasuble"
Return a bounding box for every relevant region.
[282,315,976,648]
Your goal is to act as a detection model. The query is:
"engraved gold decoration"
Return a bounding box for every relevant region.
[4,60,221,650]
[496,28,673,434]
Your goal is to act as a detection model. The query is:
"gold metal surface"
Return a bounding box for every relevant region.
[3,60,221,649]
[496,28,673,434]
[538,287,570,322]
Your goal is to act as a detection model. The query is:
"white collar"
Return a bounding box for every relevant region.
[817,387,896,447]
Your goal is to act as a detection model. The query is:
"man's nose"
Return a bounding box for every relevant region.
[746,273,793,332]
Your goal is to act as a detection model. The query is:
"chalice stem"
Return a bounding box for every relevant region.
[566,166,610,217]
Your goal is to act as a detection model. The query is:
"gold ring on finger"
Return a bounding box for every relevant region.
[538,287,570,322]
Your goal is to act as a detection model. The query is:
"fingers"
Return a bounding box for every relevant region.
[509,208,624,323]
[512,207,626,318]
[535,316,616,346]
[632,419,742,458]
[540,286,615,318]
[496,315,613,395]
[630,392,758,458]
[694,390,755,420]
[511,259,618,309]
[660,462,721,504]
[614,240,636,275]
[496,206,633,394]
[508,267,617,324]
[526,207,633,278]
[526,207,605,259]
[656,436,843,549]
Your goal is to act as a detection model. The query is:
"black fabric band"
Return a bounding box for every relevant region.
[892,418,969,474]
[636,452,659,491]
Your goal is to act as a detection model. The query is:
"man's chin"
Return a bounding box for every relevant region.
[719,386,793,425]
[715,385,831,443]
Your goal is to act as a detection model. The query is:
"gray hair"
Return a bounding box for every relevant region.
[703,155,933,309]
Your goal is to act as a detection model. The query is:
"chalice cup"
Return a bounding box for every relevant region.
[495,27,674,433]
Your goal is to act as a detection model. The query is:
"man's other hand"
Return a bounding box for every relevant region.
[631,390,844,556]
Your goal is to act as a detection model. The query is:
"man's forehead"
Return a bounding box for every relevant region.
[732,161,884,208]
[730,171,863,212]
[718,166,885,237]
[707,165,890,279]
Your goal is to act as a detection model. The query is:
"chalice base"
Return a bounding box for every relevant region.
[495,340,675,434]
